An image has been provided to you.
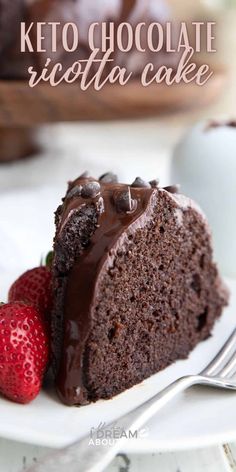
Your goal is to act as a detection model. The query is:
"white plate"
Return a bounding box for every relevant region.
[0,187,236,452]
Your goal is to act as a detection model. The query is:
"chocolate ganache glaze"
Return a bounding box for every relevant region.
[54,174,159,405]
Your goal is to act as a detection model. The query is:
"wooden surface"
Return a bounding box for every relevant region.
[0,66,225,126]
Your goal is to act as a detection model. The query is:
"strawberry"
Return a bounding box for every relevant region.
[0,302,49,404]
[8,260,53,323]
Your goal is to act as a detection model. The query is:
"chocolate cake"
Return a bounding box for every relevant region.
[27,0,177,76]
[0,127,40,162]
[0,0,24,55]
[52,173,228,406]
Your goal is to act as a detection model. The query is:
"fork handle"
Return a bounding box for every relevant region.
[28,375,199,472]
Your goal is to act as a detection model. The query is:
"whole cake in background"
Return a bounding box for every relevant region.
[52,172,228,406]
[0,0,178,79]
[171,120,236,278]
[0,0,24,55]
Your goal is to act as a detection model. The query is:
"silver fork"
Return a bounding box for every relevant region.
[28,329,236,472]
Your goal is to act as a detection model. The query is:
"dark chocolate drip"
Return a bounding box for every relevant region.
[56,178,156,405]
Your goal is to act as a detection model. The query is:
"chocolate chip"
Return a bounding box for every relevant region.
[79,171,90,179]
[149,179,159,188]
[66,185,82,199]
[115,187,137,213]
[164,185,180,194]
[131,177,151,188]
[81,181,101,199]
[99,172,118,184]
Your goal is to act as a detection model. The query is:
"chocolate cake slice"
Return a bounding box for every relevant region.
[52,173,228,406]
